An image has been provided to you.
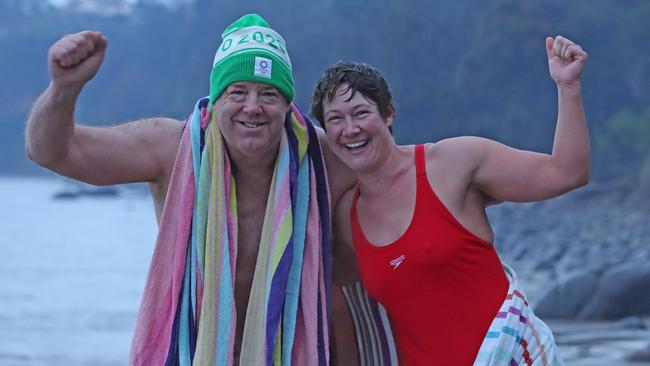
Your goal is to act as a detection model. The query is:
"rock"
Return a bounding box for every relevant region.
[626,343,650,362]
[618,316,647,330]
[534,259,556,271]
[637,154,650,193]
[52,183,120,200]
[533,270,599,319]
[578,264,650,320]
[488,178,650,321]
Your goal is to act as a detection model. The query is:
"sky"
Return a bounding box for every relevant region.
[49,0,141,7]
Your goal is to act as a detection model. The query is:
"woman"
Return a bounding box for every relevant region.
[311,36,588,365]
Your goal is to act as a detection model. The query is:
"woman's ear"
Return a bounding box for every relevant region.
[386,104,395,127]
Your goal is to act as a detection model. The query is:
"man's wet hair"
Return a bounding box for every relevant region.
[310,61,394,132]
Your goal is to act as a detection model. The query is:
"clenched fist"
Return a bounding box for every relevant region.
[546,35,588,87]
[48,31,108,90]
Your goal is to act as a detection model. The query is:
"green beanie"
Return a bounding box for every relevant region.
[209,14,295,108]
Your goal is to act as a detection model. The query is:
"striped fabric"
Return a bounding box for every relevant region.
[341,264,563,366]
[341,282,399,366]
[130,97,331,366]
[474,264,564,366]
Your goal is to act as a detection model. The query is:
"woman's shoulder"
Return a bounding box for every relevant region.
[419,138,484,192]
[421,137,490,167]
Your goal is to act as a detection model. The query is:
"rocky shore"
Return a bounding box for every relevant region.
[487,179,650,363]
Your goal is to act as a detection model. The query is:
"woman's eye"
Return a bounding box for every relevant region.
[326,116,341,123]
[356,110,369,117]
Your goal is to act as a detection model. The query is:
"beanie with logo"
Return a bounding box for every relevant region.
[209,13,295,108]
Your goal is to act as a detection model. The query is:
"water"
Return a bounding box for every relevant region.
[2,177,649,365]
[0,177,157,366]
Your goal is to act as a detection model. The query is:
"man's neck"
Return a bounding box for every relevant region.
[228,145,279,183]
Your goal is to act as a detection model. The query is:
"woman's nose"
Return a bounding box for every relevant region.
[342,118,360,135]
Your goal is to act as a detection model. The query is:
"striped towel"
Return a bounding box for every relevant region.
[342,264,564,365]
[474,264,564,366]
[130,97,331,366]
[341,283,399,366]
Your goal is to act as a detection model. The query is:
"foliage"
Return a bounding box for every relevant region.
[596,107,650,177]
[1,0,648,181]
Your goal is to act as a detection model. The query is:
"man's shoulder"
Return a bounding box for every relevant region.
[124,117,184,171]
[144,117,185,130]
[129,117,185,144]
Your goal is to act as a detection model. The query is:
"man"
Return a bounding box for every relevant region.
[26,14,359,365]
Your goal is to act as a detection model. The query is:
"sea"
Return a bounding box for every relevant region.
[0,177,157,366]
[1,176,649,366]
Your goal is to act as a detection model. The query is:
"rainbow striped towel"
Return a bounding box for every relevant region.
[129,97,332,365]
[474,264,564,366]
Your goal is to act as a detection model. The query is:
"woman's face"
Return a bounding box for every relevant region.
[322,83,394,174]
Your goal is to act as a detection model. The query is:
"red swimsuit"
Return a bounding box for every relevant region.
[351,144,508,366]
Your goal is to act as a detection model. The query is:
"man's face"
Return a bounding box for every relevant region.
[215,81,290,161]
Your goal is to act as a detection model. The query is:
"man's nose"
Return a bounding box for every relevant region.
[242,94,262,114]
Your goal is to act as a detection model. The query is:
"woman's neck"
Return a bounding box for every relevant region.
[357,144,413,198]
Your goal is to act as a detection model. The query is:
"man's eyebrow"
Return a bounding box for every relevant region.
[259,85,278,92]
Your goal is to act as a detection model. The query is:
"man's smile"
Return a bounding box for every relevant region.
[235,120,268,129]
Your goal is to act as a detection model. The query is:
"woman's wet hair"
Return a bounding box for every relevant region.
[310,61,394,132]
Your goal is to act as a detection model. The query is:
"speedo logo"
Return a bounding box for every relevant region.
[389,254,406,270]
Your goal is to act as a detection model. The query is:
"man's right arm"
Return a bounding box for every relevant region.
[25,31,182,186]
